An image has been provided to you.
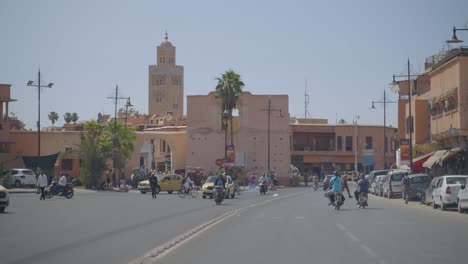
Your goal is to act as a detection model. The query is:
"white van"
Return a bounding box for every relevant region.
[382,170,407,198]
[2,169,37,188]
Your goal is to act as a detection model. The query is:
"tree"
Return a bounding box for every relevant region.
[78,121,112,186]
[48,112,59,127]
[5,112,26,130]
[338,119,348,124]
[71,113,79,124]
[64,113,72,124]
[214,70,245,155]
[105,122,136,172]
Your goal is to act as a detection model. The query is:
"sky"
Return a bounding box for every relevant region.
[1,0,467,130]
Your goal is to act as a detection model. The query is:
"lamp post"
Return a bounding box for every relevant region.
[371,90,397,169]
[106,85,128,173]
[27,69,54,170]
[124,97,133,130]
[353,115,360,175]
[390,60,421,170]
[261,97,283,173]
[446,26,468,43]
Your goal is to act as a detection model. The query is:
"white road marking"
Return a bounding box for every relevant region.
[345,231,360,242]
[336,223,347,231]
[295,216,305,219]
[129,190,310,264]
[361,244,377,257]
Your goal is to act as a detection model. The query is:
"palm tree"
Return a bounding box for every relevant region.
[215,70,245,156]
[71,113,79,124]
[48,112,59,127]
[64,113,73,124]
[104,122,136,182]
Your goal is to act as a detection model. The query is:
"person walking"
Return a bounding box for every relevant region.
[402,173,410,204]
[36,169,48,200]
[342,173,353,198]
[149,172,158,199]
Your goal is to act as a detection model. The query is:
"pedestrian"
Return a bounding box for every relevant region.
[402,173,410,204]
[149,172,158,199]
[342,173,353,198]
[36,168,48,200]
[106,175,111,190]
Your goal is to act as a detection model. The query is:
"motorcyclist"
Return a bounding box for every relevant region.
[328,172,343,205]
[55,172,67,195]
[213,173,226,197]
[354,174,369,204]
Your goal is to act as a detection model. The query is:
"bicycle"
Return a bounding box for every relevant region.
[178,185,198,198]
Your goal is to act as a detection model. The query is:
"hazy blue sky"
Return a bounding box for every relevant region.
[1,0,467,129]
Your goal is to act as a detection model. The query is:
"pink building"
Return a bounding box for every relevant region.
[186,92,290,181]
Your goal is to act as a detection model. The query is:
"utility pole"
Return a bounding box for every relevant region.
[124,97,133,130]
[353,115,360,175]
[372,90,397,169]
[106,85,127,173]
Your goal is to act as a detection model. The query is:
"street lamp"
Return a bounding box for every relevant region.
[27,69,54,170]
[261,97,283,173]
[106,85,128,175]
[353,115,360,175]
[371,90,397,169]
[124,97,133,130]
[446,26,468,43]
[390,59,421,170]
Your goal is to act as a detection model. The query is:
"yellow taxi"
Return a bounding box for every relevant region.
[202,175,235,199]
[137,174,183,194]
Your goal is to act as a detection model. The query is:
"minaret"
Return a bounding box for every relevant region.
[148,31,184,119]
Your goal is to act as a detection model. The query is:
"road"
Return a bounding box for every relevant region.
[1,187,467,264]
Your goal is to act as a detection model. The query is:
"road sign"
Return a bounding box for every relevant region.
[215,159,224,166]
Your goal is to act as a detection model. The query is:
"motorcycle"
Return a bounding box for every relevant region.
[45,182,74,199]
[358,192,368,208]
[334,192,344,210]
[259,181,268,195]
[214,186,225,205]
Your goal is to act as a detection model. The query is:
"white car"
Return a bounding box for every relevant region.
[382,170,407,198]
[0,185,10,213]
[2,168,37,188]
[457,180,468,213]
[432,175,467,211]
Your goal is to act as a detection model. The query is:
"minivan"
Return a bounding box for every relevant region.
[382,170,407,198]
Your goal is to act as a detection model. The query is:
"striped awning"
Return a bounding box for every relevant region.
[423,150,448,168]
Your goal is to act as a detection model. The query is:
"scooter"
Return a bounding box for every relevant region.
[259,181,268,195]
[214,186,225,205]
[358,192,368,208]
[334,192,344,210]
[45,182,74,199]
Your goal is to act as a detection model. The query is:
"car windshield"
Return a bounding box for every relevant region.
[206,176,217,183]
[411,176,429,184]
[446,177,467,185]
[391,174,404,181]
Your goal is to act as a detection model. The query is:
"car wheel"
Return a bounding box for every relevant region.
[441,197,447,211]
[0,207,4,213]
[14,180,22,188]
[432,197,438,209]
[458,200,464,213]
[167,191,173,194]
[202,195,206,199]
[140,191,147,194]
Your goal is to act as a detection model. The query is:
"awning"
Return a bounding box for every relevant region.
[441,147,463,162]
[412,152,434,172]
[423,150,448,168]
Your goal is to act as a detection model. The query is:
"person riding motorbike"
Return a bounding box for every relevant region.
[213,173,226,197]
[54,173,67,195]
[328,172,344,205]
[354,174,369,205]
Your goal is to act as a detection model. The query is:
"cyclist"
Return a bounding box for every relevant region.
[183,175,194,194]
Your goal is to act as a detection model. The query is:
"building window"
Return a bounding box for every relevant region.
[365,137,373,150]
[337,136,342,151]
[345,136,352,152]
[61,159,73,171]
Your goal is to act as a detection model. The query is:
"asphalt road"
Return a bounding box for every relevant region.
[1,187,468,264]
[0,188,300,264]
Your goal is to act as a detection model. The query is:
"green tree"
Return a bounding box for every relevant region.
[78,121,112,186]
[48,111,59,127]
[71,112,79,124]
[105,122,136,172]
[338,118,347,124]
[215,70,245,153]
[64,113,73,124]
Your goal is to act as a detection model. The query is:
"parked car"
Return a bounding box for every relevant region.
[371,175,385,196]
[407,174,430,200]
[138,174,183,194]
[432,175,467,211]
[382,170,407,198]
[0,184,10,213]
[368,170,389,185]
[457,182,468,213]
[422,176,441,206]
[2,168,37,188]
